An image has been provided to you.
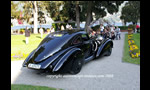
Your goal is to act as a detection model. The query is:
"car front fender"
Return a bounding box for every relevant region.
[96,39,113,57]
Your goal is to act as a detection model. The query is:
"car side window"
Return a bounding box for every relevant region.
[81,34,89,41]
[72,36,82,45]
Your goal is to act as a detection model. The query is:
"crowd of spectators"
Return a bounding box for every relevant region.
[89,24,121,40]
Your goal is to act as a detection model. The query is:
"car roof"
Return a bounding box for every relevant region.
[51,30,87,37]
[45,30,87,44]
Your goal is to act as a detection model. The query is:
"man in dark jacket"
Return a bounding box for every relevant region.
[25,26,30,44]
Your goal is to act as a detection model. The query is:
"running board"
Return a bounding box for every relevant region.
[84,55,95,63]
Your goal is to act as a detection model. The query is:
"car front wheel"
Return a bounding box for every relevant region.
[105,47,112,56]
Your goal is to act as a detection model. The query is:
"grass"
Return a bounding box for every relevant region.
[122,33,140,65]
[11,34,48,61]
[11,84,63,90]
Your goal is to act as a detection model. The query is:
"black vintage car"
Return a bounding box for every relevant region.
[23,30,113,74]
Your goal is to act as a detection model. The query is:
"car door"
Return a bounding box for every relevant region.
[80,34,93,58]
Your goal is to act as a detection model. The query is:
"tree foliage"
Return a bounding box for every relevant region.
[11,1,20,19]
[84,1,124,32]
[40,1,64,21]
[11,1,124,33]
[21,1,34,23]
[120,1,140,25]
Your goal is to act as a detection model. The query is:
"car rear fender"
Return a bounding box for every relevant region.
[39,46,75,69]
[52,48,82,72]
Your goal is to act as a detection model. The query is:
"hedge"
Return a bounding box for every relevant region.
[118,26,128,30]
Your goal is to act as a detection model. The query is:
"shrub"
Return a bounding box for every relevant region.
[128,40,135,45]
[127,34,140,58]
[128,34,134,40]
[20,28,25,33]
[129,49,140,58]
[11,51,29,60]
[128,24,136,30]
[129,45,138,51]
[118,26,128,30]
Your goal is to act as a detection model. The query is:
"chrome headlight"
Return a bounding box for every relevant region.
[96,36,103,41]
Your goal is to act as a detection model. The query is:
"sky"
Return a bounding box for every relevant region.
[103,1,128,23]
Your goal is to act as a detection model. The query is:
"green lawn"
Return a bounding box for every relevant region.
[11,84,63,90]
[122,33,140,65]
[11,34,48,61]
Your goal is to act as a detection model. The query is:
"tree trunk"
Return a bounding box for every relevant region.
[33,1,38,34]
[122,19,126,26]
[84,1,93,33]
[124,22,126,26]
[76,1,80,30]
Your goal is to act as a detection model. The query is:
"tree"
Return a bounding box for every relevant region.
[22,1,33,24]
[76,1,80,29]
[84,1,93,33]
[11,1,20,19]
[39,1,83,29]
[60,1,76,22]
[84,1,124,33]
[20,1,38,34]
[33,1,38,34]
[41,1,64,21]
[120,1,140,25]
[42,1,80,29]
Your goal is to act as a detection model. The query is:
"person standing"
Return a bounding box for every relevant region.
[89,29,96,38]
[61,25,65,30]
[66,23,70,30]
[109,25,115,39]
[111,31,115,40]
[110,25,115,32]
[136,24,140,33]
[25,26,30,44]
[100,24,104,36]
[50,26,55,33]
[39,26,43,38]
[69,24,73,30]
[103,28,109,39]
[115,26,121,40]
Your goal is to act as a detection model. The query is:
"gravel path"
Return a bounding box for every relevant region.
[11,32,140,90]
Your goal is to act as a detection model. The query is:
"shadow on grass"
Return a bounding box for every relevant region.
[22,40,26,44]
[36,36,41,39]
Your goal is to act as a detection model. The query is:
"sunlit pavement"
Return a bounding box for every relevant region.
[11,32,140,90]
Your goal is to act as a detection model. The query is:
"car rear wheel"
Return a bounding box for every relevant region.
[70,59,83,74]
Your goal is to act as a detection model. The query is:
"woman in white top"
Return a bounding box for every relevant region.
[50,26,55,33]
[115,26,121,40]
[39,27,43,38]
